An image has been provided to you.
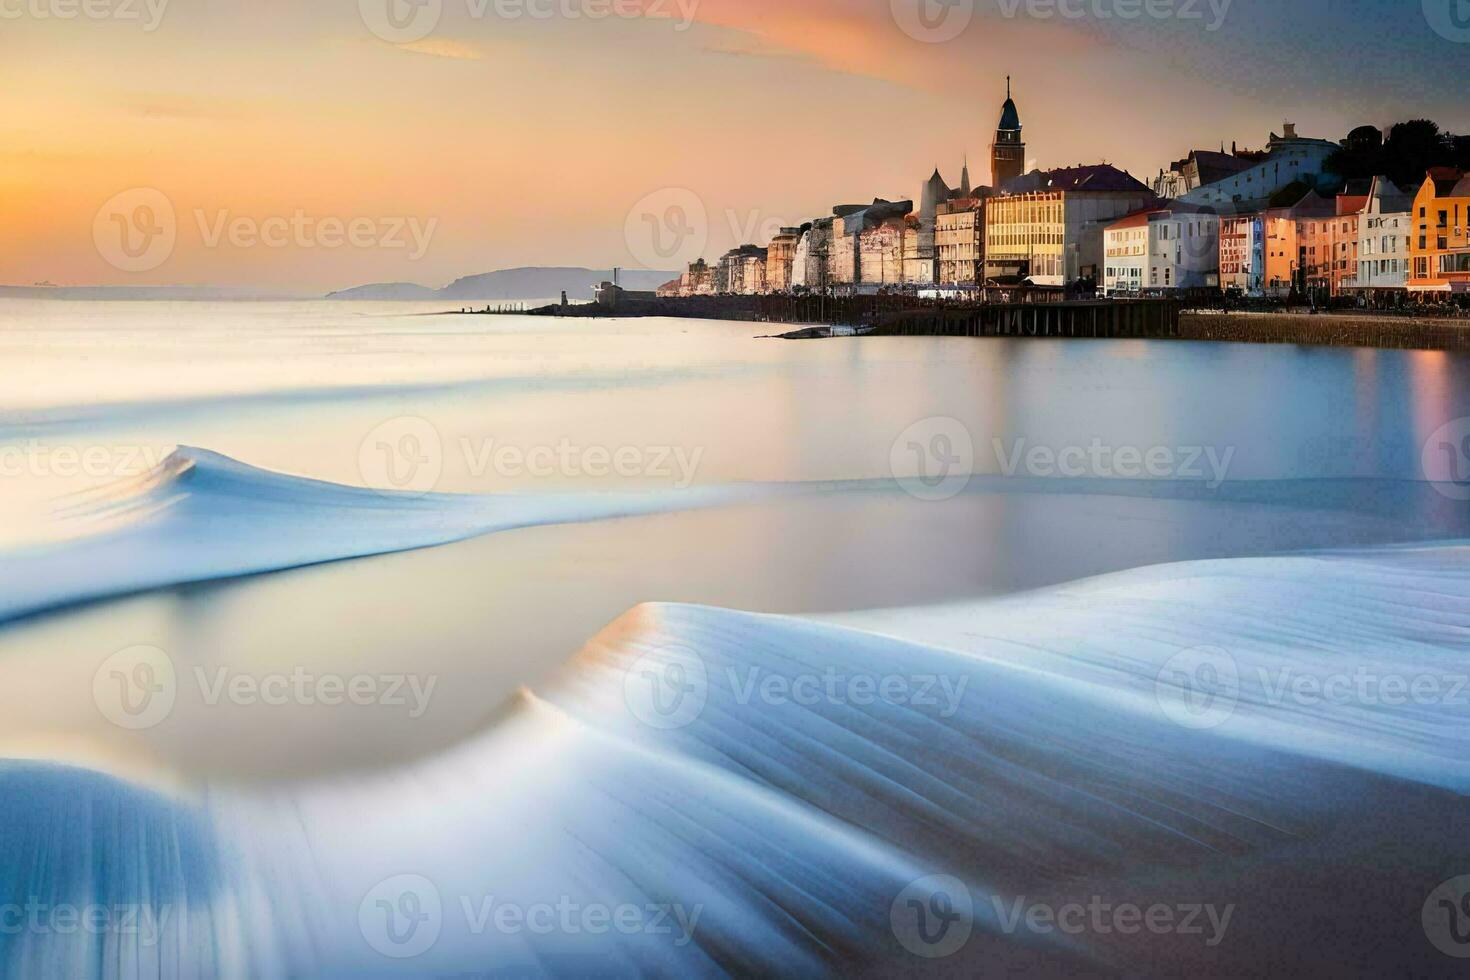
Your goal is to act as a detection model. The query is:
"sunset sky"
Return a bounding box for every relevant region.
[2,0,1467,292]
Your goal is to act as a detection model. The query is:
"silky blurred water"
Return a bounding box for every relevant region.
[4,301,1470,778]
[3,301,1470,976]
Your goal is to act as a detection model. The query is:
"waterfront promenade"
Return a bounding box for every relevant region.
[525,294,1470,352]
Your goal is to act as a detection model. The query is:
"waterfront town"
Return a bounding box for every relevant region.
[646,80,1470,308]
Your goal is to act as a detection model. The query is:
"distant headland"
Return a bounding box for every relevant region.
[326,267,676,302]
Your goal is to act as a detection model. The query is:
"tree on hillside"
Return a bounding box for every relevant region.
[1324,120,1464,189]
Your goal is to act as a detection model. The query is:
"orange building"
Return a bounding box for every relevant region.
[1263,191,1335,297]
[1410,168,1470,294]
[1301,187,1369,297]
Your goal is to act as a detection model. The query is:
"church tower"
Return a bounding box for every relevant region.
[991,76,1025,189]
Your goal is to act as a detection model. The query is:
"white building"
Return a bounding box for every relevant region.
[1354,176,1413,293]
[1180,124,1338,210]
[1104,207,1220,297]
[1148,209,1221,291]
[1103,210,1152,296]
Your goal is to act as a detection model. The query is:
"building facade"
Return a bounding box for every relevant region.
[1219,214,1265,295]
[1103,210,1153,296]
[1262,191,1336,298]
[790,219,832,292]
[936,197,985,286]
[1179,124,1339,210]
[984,165,1156,288]
[1409,169,1470,294]
[1104,207,1220,297]
[858,218,906,287]
[764,227,803,293]
[1302,188,1368,298]
[1354,177,1413,293]
[1152,146,1260,200]
[901,215,936,286]
[827,200,911,290]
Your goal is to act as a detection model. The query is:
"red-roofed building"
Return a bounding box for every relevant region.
[1102,209,1157,296]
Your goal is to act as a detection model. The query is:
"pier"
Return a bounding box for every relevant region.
[521,293,1470,351]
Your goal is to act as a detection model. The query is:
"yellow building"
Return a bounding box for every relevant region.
[983,165,1154,288]
[1409,169,1470,294]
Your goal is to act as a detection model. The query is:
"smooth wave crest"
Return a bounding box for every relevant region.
[6,543,1470,975]
[0,447,808,623]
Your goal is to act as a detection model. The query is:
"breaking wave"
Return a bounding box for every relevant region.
[5,544,1470,975]
[0,447,824,623]
[4,443,1465,626]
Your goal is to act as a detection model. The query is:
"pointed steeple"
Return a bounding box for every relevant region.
[991,75,1025,188]
[960,155,972,197]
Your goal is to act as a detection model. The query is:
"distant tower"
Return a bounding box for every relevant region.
[920,167,951,230]
[991,75,1025,189]
[959,156,972,197]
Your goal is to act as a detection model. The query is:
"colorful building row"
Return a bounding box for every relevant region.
[1099,166,1469,301]
[658,98,1468,302]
